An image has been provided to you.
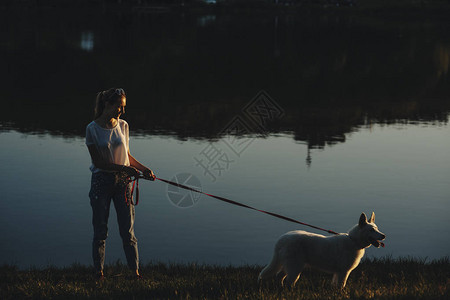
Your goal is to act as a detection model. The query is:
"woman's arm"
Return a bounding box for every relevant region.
[87,145,139,177]
[129,152,156,180]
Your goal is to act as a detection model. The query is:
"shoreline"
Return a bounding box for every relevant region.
[2,255,448,271]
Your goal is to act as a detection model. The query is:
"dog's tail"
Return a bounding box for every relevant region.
[258,250,282,282]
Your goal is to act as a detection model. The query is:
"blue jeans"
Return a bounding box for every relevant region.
[89,172,139,272]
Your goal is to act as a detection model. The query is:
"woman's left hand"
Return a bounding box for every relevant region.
[143,168,156,181]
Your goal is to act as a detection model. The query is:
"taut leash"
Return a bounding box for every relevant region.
[143,175,339,235]
[128,175,386,247]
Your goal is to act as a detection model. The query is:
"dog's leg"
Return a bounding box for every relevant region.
[281,260,304,288]
[259,252,283,282]
[276,270,286,280]
[331,273,338,285]
[333,271,351,289]
[281,274,288,286]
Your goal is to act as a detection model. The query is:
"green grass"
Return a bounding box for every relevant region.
[0,257,448,299]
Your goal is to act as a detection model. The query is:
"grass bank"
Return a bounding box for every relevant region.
[1,257,448,299]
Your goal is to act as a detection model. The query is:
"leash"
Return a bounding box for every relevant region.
[125,176,139,206]
[127,175,385,247]
[133,175,339,235]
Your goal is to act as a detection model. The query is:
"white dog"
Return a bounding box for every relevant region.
[259,212,385,288]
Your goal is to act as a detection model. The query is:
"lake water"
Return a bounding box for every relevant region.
[1,122,449,268]
[0,6,449,268]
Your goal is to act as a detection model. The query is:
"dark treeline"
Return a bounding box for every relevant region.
[1,6,449,147]
[3,0,450,10]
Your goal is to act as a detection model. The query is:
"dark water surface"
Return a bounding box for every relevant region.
[0,7,449,268]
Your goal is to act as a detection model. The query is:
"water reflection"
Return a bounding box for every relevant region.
[0,9,449,150]
[0,123,449,268]
[1,6,449,269]
[80,31,94,52]
[434,43,449,79]
[197,15,216,27]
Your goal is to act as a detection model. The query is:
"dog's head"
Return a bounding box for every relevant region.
[358,212,386,248]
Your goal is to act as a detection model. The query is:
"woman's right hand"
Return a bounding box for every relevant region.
[123,165,140,178]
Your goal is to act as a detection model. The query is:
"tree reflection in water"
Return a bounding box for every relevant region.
[1,8,449,150]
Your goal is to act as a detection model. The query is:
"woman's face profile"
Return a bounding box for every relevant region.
[104,96,126,119]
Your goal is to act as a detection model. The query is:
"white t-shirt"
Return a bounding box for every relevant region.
[85,119,130,173]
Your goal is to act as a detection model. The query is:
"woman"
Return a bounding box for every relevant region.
[86,88,155,279]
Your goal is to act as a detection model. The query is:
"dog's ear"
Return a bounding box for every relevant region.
[359,213,367,227]
[369,212,375,223]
